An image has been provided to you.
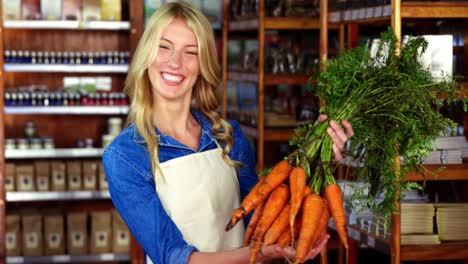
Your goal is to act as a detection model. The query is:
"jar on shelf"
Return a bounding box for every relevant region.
[102,134,115,148]
[24,122,37,138]
[30,138,42,149]
[42,137,55,149]
[5,138,16,150]
[108,117,123,136]
[85,138,94,148]
[17,138,29,150]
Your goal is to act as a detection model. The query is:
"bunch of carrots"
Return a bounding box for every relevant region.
[225,160,348,264]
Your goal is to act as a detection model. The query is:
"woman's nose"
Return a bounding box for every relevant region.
[168,50,182,68]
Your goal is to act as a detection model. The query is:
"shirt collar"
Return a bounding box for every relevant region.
[132,109,216,150]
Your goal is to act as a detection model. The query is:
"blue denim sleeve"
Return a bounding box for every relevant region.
[102,147,197,264]
[228,120,258,202]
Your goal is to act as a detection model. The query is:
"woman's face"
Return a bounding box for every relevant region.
[148,17,200,103]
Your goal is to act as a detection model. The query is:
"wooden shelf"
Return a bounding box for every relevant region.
[6,191,110,202]
[5,106,129,115]
[401,1,468,18]
[3,20,130,30]
[405,163,468,181]
[334,2,468,24]
[6,253,129,263]
[264,17,340,30]
[229,17,339,31]
[5,148,104,159]
[343,224,468,261]
[264,74,310,85]
[4,63,129,73]
[401,241,468,261]
[240,125,294,141]
[227,72,258,82]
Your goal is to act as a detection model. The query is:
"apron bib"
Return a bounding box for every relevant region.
[147,146,244,263]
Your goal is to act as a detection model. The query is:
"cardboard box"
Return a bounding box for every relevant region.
[22,214,43,256]
[67,161,82,191]
[82,160,98,190]
[62,0,82,21]
[101,0,121,21]
[34,161,50,191]
[3,0,21,20]
[82,0,101,21]
[44,214,65,255]
[112,210,130,253]
[5,163,16,192]
[90,211,112,254]
[51,161,66,191]
[67,212,88,255]
[16,164,35,192]
[98,162,109,190]
[6,214,21,256]
[41,0,62,20]
[21,0,41,20]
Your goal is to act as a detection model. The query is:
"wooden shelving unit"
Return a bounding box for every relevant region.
[222,0,343,171]
[0,1,145,263]
[334,1,468,264]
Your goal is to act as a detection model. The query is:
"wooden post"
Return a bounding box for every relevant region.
[257,0,265,172]
[221,0,229,118]
[391,1,402,264]
[0,0,6,262]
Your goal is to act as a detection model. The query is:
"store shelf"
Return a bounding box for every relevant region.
[229,17,340,31]
[4,64,129,73]
[6,191,110,202]
[241,124,294,141]
[264,74,311,85]
[3,20,131,30]
[336,1,468,24]
[227,72,258,82]
[5,148,104,159]
[401,1,468,18]
[405,163,468,181]
[400,242,468,261]
[6,253,129,263]
[5,106,129,115]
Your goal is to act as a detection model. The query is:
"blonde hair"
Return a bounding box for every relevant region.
[124,1,238,181]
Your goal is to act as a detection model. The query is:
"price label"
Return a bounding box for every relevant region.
[367,236,376,248]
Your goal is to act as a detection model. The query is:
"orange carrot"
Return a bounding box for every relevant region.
[225,177,265,231]
[226,160,292,231]
[294,193,324,264]
[277,217,301,247]
[324,183,348,249]
[289,167,307,232]
[249,184,290,264]
[263,203,290,246]
[310,199,330,247]
[257,160,292,194]
[244,201,265,246]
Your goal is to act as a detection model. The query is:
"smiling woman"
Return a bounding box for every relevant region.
[101,1,349,264]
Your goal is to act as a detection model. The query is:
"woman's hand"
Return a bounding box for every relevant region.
[257,233,330,262]
[318,114,354,161]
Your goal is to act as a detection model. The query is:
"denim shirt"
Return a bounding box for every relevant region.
[102,110,258,264]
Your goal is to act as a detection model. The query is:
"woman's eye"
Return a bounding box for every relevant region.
[159,45,169,49]
[187,51,198,55]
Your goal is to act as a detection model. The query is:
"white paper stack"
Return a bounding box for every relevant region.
[401,203,435,235]
[401,234,441,245]
[435,203,468,241]
[423,151,443,164]
[433,136,468,150]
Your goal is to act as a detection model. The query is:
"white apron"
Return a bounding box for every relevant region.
[146,145,245,264]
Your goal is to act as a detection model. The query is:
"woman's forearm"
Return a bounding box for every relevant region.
[188,247,250,264]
